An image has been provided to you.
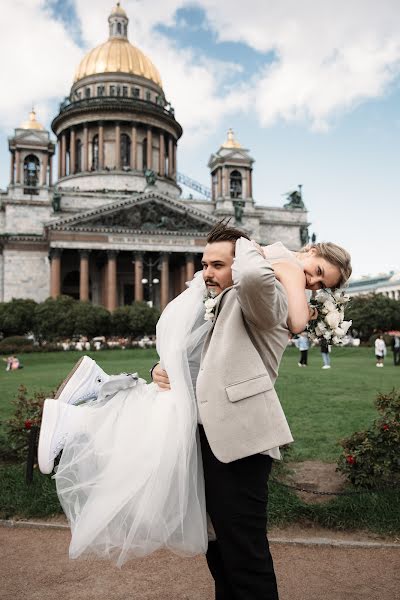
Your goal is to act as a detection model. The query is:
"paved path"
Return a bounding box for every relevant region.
[1,526,399,600]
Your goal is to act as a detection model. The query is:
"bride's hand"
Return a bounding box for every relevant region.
[152,363,171,391]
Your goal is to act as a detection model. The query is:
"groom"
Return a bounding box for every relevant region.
[153,221,293,599]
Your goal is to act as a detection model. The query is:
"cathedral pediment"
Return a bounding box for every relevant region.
[14,130,49,144]
[47,192,219,235]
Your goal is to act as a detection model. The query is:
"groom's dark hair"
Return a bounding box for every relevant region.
[207,219,250,245]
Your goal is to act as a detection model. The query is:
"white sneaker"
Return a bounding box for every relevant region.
[38,399,77,474]
[298,363,302,367]
[55,355,110,405]
[322,365,331,369]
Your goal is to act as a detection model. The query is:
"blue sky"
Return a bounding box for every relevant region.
[1,0,399,279]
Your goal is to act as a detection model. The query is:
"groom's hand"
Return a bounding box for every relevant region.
[152,363,171,390]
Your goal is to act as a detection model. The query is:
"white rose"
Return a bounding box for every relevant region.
[332,335,342,345]
[315,322,327,336]
[340,320,352,335]
[204,311,214,321]
[325,310,341,329]
[204,298,216,309]
[324,332,332,340]
[323,300,336,313]
[316,290,330,303]
[334,327,345,337]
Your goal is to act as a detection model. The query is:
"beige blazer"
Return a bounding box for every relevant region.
[196,239,294,463]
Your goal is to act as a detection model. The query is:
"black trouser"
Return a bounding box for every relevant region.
[199,426,278,600]
[299,349,308,365]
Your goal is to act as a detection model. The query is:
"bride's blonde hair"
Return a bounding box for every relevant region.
[299,242,352,288]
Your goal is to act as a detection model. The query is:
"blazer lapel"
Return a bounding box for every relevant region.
[200,286,234,363]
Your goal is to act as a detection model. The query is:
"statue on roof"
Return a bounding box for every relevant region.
[284,185,305,210]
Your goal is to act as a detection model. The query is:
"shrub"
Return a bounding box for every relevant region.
[0,336,33,348]
[111,302,160,337]
[5,385,52,460]
[71,301,111,338]
[33,295,76,341]
[0,298,37,338]
[337,389,400,488]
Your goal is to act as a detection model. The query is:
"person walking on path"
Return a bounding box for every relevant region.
[320,337,331,369]
[375,335,386,367]
[296,331,310,367]
[391,334,400,366]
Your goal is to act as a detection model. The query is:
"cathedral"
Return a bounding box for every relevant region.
[0,3,309,310]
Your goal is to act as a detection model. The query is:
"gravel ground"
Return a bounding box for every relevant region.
[1,526,399,600]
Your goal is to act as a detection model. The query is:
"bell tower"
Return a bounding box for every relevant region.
[208,129,255,219]
[8,110,55,196]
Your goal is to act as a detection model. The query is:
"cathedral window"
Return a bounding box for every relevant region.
[120,133,131,167]
[230,170,242,198]
[110,85,115,96]
[146,91,151,101]
[23,154,40,195]
[122,86,128,97]
[85,88,91,98]
[132,87,140,98]
[97,85,105,97]
[75,139,82,173]
[91,135,99,170]
[116,85,121,96]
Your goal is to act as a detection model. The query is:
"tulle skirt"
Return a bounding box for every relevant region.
[54,380,207,567]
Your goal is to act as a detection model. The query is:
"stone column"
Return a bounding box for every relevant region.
[10,152,15,185]
[168,137,173,177]
[180,262,187,292]
[147,127,152,170]
[134,251,144,302]
[115,123,121,169]
[98,123,104,170]
[15,150,21,184]
[50,249,62,298]
[41,153,48,186]
[224,167,229,197]
[131,125,137,169]
[217,168,222,197]
[57,139,62,179]
[106,250,118,311]
[79,250,90,301]
[49,156,53,186]
[160,253,170,310]
[172,142,177,178]
[186,253,195,282]
[83,125,89,172]
[61,133,66,177]
[70,128,76,175]
[247,169,252,198]
[159,132,165,176]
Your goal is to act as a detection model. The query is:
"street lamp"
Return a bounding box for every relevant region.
[141,276,160,307]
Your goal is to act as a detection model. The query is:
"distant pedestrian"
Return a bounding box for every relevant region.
[320,337,331,369]
[375,335,386,367]
[391,335,400,366]
[296,331,310,367]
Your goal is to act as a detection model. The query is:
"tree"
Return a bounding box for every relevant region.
[72,302,111,338]
[32,295,76,341]
[346,294,400,341]
[111,302,160,338]
[0,298,37,337]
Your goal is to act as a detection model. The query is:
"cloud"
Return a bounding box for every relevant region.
[1,0,400,140]
[0,0,82,131]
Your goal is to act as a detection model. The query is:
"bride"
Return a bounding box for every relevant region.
[38,233,351,567]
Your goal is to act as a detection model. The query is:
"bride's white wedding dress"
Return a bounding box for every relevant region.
[54,273,210,567]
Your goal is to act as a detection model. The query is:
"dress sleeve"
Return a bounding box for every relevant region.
[232,237,288,330]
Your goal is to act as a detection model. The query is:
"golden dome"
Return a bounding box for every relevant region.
[110,2,127,17]
[20,110,44,130]
[74,37,162,86]
[222,128,242,149]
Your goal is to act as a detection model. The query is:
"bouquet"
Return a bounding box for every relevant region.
[307,289,352,345]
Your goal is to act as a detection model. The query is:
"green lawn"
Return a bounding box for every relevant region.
[1,346,399,533]
[1,346,398,462]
